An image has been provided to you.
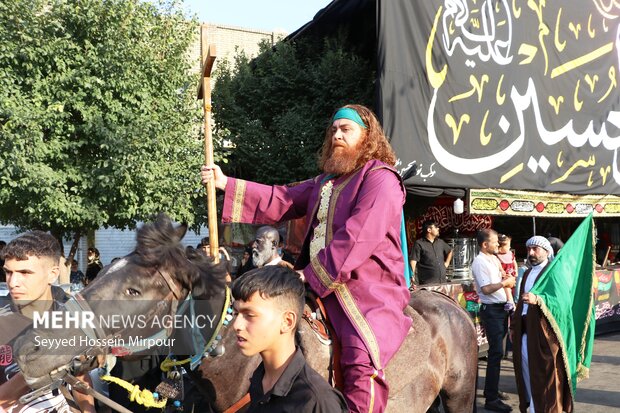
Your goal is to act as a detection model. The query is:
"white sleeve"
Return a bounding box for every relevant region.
[472,258,493,287]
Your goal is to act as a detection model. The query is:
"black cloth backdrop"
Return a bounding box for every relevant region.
[293,0,620,196]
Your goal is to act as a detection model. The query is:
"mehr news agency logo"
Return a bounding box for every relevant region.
[31,310,219,350]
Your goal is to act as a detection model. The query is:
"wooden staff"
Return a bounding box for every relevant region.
[198,42,218,261]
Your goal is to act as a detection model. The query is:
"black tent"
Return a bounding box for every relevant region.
[291,0,620,215]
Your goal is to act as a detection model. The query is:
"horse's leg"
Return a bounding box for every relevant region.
[407,290,478,413]
[436,312,478,413]
[439,330,477,413]
[384,304,445,413]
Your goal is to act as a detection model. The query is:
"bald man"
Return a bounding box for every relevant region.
[252,226,294,269]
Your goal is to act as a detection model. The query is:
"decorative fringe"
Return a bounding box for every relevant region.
[100,375,167,408]
[577,230,597,375]
[160,356,190,372]
[576,363,590,382]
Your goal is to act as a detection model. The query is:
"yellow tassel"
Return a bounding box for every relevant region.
[100,375,167,408]
[576,364,590,381]
[160,356,191,372]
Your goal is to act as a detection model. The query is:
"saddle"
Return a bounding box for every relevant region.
[301,291,344,390]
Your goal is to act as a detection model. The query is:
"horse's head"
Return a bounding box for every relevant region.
[14,213,228,389]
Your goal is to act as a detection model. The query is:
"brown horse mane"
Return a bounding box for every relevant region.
[132,213,227,299]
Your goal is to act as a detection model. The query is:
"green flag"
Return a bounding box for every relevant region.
[530,213,596,395]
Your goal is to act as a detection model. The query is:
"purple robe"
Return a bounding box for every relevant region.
[222,160,411,370]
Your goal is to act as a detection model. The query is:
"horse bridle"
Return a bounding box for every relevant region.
[22,264,233,409]
[20,267,187,405]
[62,266,185,359]
[62,262,232,363]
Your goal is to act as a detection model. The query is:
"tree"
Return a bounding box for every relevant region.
[0,0,220,251]
[212,33,375,185]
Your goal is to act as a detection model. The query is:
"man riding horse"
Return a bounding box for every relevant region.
[13,216,477,412]
[201,104,411,412]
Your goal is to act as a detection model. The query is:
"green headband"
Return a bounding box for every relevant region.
[332,107,367,129]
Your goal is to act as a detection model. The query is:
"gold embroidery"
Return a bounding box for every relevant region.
[231,180,246,223]
[336,285,383,369]
[327,174,357,242]
[311,255,339,290]
[369,370,378,413]
[310,255,384,368]
[310,180,333,259]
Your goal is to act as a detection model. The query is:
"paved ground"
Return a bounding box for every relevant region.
[476,331,620,412]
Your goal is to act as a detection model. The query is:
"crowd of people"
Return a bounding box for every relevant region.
[469,230,575,413]
[0,104,594,413]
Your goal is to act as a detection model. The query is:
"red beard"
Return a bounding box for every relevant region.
[322,144,362,175]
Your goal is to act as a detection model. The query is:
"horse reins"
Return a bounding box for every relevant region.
[63,267,184,357]
[24,265,238,411]
[21,267,189,410]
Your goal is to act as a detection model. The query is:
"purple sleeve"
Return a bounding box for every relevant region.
[304,168,405,297]
[222,177,314,224]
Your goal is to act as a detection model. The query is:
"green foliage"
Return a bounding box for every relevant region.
[0,0,215,237]
[212,34,375,184]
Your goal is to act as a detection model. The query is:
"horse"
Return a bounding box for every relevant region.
[14,214,478,412]
[12,214,229,411]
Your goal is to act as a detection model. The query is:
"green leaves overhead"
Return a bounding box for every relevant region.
[0,0,214,237]
[212,34,375,184]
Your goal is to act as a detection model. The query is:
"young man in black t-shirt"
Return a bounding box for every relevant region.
[0,231,95,412]
[232,266,348,413]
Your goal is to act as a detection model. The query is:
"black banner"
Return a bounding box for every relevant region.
[594,268,620,334]
[378,0,620,195]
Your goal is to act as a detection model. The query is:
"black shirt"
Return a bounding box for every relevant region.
[85,260,103,283]
[411,237,452,284]
[248,347,348,413]
[0,285,69,383]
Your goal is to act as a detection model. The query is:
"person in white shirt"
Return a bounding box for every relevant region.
[471,228,516,412]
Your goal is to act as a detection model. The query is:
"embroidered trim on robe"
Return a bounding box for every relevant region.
[231,179,246,223]
[311,255,339,290]
[327,174,357,242]
[308,172,383,369]
[336,285,383,369]
[310,180,333,259]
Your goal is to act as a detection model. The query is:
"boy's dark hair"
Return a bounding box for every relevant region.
[476,228,497,247]
[232,265,305,328]
[1,231,61,264]
[421,220,436,235]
